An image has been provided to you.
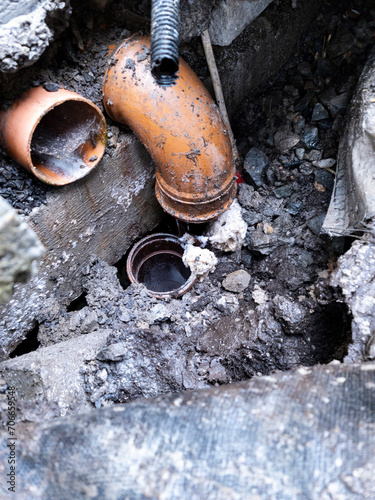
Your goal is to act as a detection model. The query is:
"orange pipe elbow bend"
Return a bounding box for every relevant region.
[103,35,236,223]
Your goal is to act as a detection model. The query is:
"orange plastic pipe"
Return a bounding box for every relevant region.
[103,35,236,223]
[0,87,107,186]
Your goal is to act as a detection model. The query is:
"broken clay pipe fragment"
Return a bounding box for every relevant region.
[103,35,236,223]
[0,86,107,186]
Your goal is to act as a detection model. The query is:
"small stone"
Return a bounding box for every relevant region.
[295,94,314,114]
[295,148,305,160]
[238,184,263,210]
[286,196,302,215]
[314,181,326,192]
[222,270,251,293]
[305,149,322,162]
[243,148,269,188]
[314,170,334,191]
[43,82,59,92]
[273,295,307,335]
[293,115,306,134]
[149,304,171,323]
[274,128,300,153]
[273,185,293,198]
[300,125,319,149]
[311,103,329,121]
[319,88,350,118]
[97,343,127,362]
[326,93,350,118]
[263,223,274,234]
[207,362,228,383]
[299,163,314,175]
[119,309,131,322]
[252,285,268,305]
[307,214,326,235]
[312,158,336,169]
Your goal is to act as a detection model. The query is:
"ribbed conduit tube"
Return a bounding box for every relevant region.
[151,0,180,87]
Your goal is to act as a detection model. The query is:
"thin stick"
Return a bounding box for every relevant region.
[201,29,240,165]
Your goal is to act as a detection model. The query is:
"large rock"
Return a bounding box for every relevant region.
[0,196,45,305]
[0,330,110,418]
[1,361,374,499]
[0,0,71,73]
[209,0,274,46]
[0,136,162,356]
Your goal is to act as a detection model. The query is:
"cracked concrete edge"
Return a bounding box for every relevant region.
[0,196,45,305]
[0,0,71,73]
[0,329,110,418]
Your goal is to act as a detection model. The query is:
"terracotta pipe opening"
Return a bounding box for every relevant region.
[30,100,105,184]
[0,87,107,186]
[127,233,196,298]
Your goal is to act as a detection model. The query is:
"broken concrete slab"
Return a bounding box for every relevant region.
[0,0,71,73]
[209,0,274,46]
[0,196,44,305]
[0,330,110,419]
[0,136,162,356]
[2,361,374,499]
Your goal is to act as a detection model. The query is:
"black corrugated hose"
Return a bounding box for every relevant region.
[151,0,180,87]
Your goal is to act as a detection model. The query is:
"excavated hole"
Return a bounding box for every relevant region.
[1,0,370,412]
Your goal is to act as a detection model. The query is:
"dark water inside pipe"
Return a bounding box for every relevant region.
[138,253,190,292]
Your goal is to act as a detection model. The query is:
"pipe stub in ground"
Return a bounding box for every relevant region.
[0,87,107,185]
[127,233,196,298]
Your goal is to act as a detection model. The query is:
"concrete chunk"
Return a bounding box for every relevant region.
[0,330,110,418]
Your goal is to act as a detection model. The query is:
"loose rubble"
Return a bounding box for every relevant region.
[182,244,218,279]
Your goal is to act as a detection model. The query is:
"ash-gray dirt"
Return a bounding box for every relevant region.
[1,1,375,411]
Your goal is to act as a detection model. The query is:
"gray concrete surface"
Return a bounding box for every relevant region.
[331,239,375,364]
[324,45,375,235]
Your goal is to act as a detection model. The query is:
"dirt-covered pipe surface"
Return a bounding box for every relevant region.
[103,35,236,223]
